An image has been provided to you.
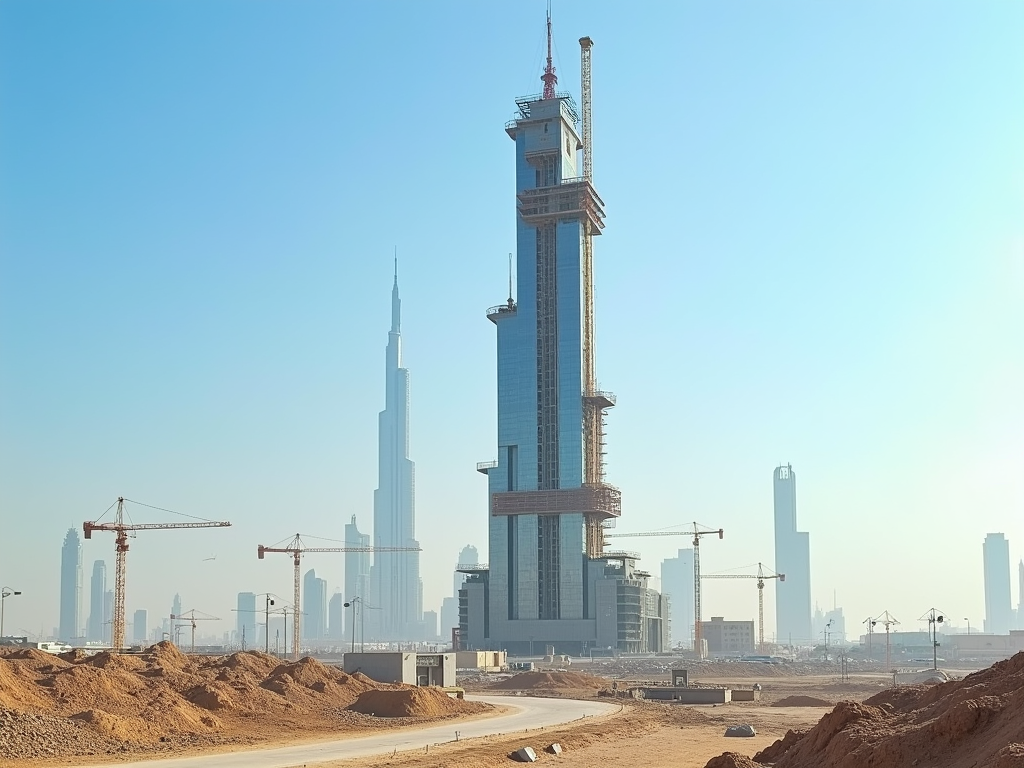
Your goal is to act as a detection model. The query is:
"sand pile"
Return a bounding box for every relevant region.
[489,671,609,691]
[705,754,763,768]
[771,695,833,707]
[0,642,491,761]
[702,651,1024,768]
[348,688,489,718]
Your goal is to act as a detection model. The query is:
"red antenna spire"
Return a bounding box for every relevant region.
[541,3,557,99]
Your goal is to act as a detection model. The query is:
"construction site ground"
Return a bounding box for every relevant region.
[5,648,1021,768]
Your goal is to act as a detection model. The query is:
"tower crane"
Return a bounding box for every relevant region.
[257,533,420,661]
[170,610,219,654]
[604,522,723,656]
[701,563,784,653]
[83,497,231,652]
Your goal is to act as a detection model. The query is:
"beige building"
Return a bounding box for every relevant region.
[700,617,755,656]
[455,650,507,672]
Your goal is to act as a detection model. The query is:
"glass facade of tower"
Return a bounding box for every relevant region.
[488,96,588,633]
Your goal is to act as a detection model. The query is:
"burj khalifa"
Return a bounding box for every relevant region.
[367,269,423,639]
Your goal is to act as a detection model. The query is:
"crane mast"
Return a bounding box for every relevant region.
[84,497,231,652]
[702,563,784,652]
[257,534,420,660]
[578,35,609,557]
[604,522,723,656]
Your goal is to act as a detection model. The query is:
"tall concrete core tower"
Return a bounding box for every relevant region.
[368,269,423,639]
[462,23,666,656]
[773,464,812,644]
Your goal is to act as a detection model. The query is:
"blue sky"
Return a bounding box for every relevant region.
[1,1,1022,643]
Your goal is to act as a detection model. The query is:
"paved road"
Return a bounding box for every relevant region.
[71,696,619,768]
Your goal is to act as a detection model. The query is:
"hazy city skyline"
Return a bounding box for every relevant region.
[1,2,1022,644]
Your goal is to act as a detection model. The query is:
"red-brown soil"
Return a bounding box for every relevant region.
[702,651,1024,768]
[348,687,489,718]
[771,695,833,708]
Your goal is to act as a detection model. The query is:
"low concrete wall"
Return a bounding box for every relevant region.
[639,687,731,704]
[730,689,761,702]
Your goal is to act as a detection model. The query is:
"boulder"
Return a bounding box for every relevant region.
[724,724,756,737]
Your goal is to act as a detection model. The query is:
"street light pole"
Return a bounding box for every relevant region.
[1,587,22,641]
[964,618,970,635]
[344,598,360,654]
[261,594,276,654]
[920,608,945,671]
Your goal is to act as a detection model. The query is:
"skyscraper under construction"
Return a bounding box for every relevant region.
[461,21,666,655]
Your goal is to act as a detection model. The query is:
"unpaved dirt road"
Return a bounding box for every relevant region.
[63,696,620,768]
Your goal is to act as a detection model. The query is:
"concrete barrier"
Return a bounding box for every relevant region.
[730,689,761,702]
[638,687,731,704]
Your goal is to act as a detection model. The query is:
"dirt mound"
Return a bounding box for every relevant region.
[348,688,488,718]
[0,706,121,759]
[705,754,764,768]
[772,695,833,707]
[0,642,494,762]
[489,671,609,690]
[748,651,1024,768]
[70,709,142,741]
[1,647,67,665]
[0,659,49,709]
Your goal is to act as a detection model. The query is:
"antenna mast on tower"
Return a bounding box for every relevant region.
[541,3,557,99]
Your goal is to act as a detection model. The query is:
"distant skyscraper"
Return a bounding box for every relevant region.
[773,464,812,644]
[423,610,438,640]
[1018,561,1024,630]
[661,549,695,649]
[236,592,257,649]
[328,591,345,642]
[982,533,1012,634]
[302,569,327,640]
[441,545,479,640]
[171,593,182,620]
[344,515,370,634]
[87,560,106,642]
[133,609,148,644]
[367,272,423,640]
[59,528,82,640]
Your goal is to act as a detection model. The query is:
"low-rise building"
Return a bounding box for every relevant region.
[455,650,507,671]
[700,617,755,656]
[343,652,455,687]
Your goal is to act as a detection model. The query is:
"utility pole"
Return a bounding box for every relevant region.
[344,597,361,654]
[863,616,877,661]
[0,587,22,640]
[920,608,946,671]
[874,610,900,670]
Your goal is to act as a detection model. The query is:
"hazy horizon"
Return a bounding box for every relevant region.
[1,1,1022,646]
